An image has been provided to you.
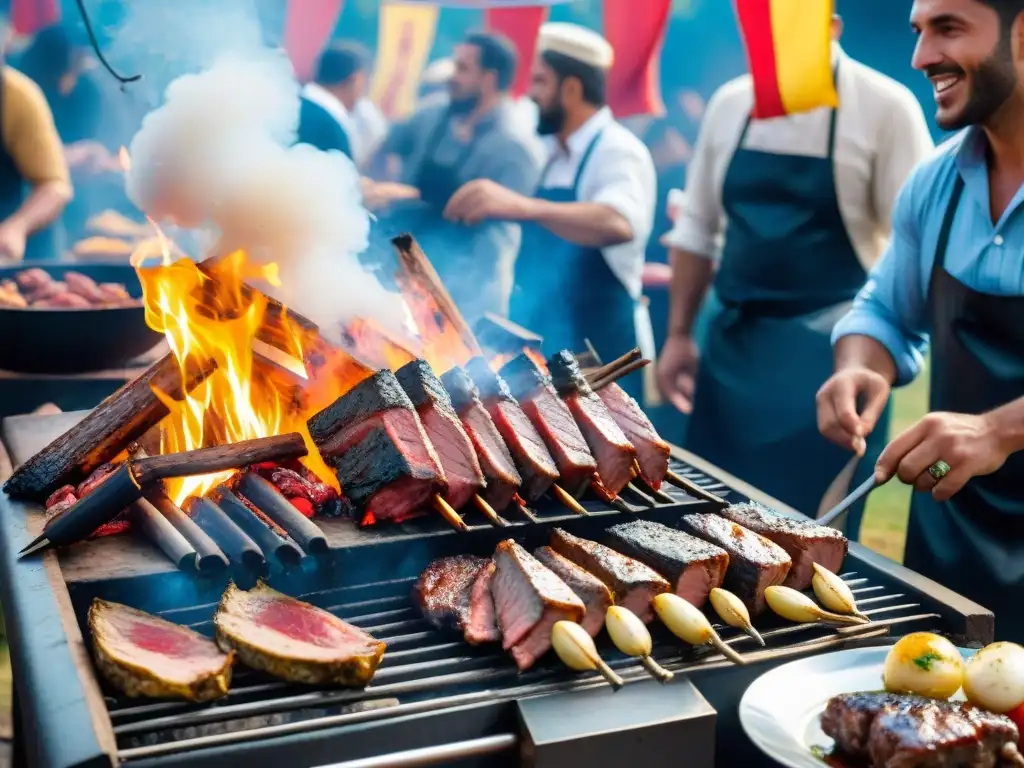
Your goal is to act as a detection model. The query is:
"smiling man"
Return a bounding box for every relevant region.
[817,0,1024,639]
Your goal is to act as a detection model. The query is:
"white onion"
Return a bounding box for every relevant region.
[963,642,1024,713]
[882,632,964,699]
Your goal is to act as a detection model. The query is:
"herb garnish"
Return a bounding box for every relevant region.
[913,652,943,671]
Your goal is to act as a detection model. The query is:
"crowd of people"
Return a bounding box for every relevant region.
[4,1,1024,638]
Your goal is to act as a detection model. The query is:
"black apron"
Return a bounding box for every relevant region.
[902,176,1024,642]
[685,65,889,532]
[0,68,63,261]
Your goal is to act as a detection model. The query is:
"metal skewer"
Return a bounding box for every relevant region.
[817,475,883,528]
[664,470,727,505]
[472,494,508,527]
[550,484,589,516]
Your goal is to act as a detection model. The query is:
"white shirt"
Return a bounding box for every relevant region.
[663,46,934,269]
[540,106,657,299]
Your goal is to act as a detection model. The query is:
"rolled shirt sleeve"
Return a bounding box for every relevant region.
[831,174,930,386]
[586,141,657,244]
[2,69,71,193]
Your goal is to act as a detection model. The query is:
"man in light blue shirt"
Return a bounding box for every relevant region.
[817,0,1024,639]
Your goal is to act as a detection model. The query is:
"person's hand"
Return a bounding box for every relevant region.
[360,179,420,211]
[816,368,891,456]
[657,333,700,413]
[875,412,1012,501]
[443,179,535,225]
[0,219,28,263]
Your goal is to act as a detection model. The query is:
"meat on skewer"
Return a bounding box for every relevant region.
[548,351,637,497]
[499,354,597,498]
[414,555,500,645]
[440,366,523,514]
[307,370,464,529]
[597,382,671,491]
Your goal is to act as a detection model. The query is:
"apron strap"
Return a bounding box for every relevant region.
[539,127,605,190]
[423,109,484,171]
[935,176,964,271]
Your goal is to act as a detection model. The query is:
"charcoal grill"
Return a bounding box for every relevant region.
[0,411,994,768]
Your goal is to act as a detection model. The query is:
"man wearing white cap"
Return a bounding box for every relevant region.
[444,22,657,403]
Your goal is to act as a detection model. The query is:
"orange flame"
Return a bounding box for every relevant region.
[118,146,131,172]
[397,281,476,372]
[489,346,549,374]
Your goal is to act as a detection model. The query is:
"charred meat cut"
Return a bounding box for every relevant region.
[822,692,1019,768]
[491,539,585,670]
[465,357,558,502]
[397,359,485,511]
[414,555,499,645]
[89,599,233,702]
[548,351,637,496]
[308,370,445,524]
[549,528,670,623]
[678,513,791,616]
[717,502,848,590]
[441,366,523,512]
[214,582,385,686]
[500,354,597,497]
[598,382,671,490]
[606,520,729,609]
[533,546,613,637]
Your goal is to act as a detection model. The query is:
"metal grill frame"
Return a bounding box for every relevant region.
[0,410,996,768]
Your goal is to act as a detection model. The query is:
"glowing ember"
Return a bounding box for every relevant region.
[489,347,549,374]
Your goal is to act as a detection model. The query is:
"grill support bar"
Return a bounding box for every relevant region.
[311,734,519,768]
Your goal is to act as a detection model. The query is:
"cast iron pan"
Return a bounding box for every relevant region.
[0,261,162,374]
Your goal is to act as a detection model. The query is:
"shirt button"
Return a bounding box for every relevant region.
[994,235,1005,246]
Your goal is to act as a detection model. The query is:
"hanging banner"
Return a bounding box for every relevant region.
[734,0,837,118]
[604,0,670,118]
[11,0,60,36]
[400,1,571,5]
[484,6,549,97]
[369,2,441,119]
[283,0,346,82]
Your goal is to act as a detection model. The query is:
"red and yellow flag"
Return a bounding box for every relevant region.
[10,0,59,35]
[484,6,550,97]
[604,0,670,118]
[369,2,440,119]
[734,0,837,119]
[283,0,346,83]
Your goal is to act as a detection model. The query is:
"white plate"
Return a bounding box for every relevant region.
[738,645,978,767]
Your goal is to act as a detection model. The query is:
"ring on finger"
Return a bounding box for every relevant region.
[929,460,951,481]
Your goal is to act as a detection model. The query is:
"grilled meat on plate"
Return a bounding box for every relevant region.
[533,545,613,637]
[466,357,558,502]
[549,528,670,623]
[89,599,233,702]
[716,501,848,590]
[308,370,445,524]
[822,692,1019,768]
[500,354,597,497]
[414,555,499,645]
[491,539,585,670]
[441,366,523,512]
[397,359,486,512]
[598,382,671,490]
[606,520,729,609]
[678,513,791,616]
[548,350,637,497]
[214,582,386,686]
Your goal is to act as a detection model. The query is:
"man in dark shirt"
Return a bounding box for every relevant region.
[296,94,352,159]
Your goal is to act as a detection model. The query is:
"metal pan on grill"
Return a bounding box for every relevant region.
[0,260,161,373]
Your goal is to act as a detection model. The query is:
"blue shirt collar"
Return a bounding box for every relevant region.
[951,126,1024,230]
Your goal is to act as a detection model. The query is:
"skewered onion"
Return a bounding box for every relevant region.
[551,621,623,690]
[652,593,746,666]
[764,586,868,626]
[605,606,674,683]
[883,632,964,699]
[811,563,867,619]
[709,588,764,646]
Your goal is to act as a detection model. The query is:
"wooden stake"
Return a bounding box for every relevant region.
[665,470,727,506]
[473,494,508,527]
[514,500,539,523]
[585,347,641,387]
[589,359,650,392]
[551,484,589,516]
[432,494,469,531]
[640,656,674,684]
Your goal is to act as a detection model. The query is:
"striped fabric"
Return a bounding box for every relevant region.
[734,0,837,119]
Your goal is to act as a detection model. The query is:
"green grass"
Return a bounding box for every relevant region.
[858,373,930,563]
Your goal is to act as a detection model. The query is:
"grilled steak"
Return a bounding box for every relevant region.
[500,354,597,497]
[606,520,729,608]
[215,582,386,686]
[822,692,1019,768]
[598,382,671,490]
[717,502,848,590]
[466,357,559,502]
[397,359,485,511]
[548,350,637,496]
[533,546,613,637]
[89,599,233,702]
[309,370,445,525]
[414,555,499,645]
[678,513,791,615]
[549,528,670,623]
[441,366,523,511]
[491,539,585,670]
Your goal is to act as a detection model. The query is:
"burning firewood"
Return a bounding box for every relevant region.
[20,433,308,556]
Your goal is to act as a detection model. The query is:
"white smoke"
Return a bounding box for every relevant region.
[124,46,410,345]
